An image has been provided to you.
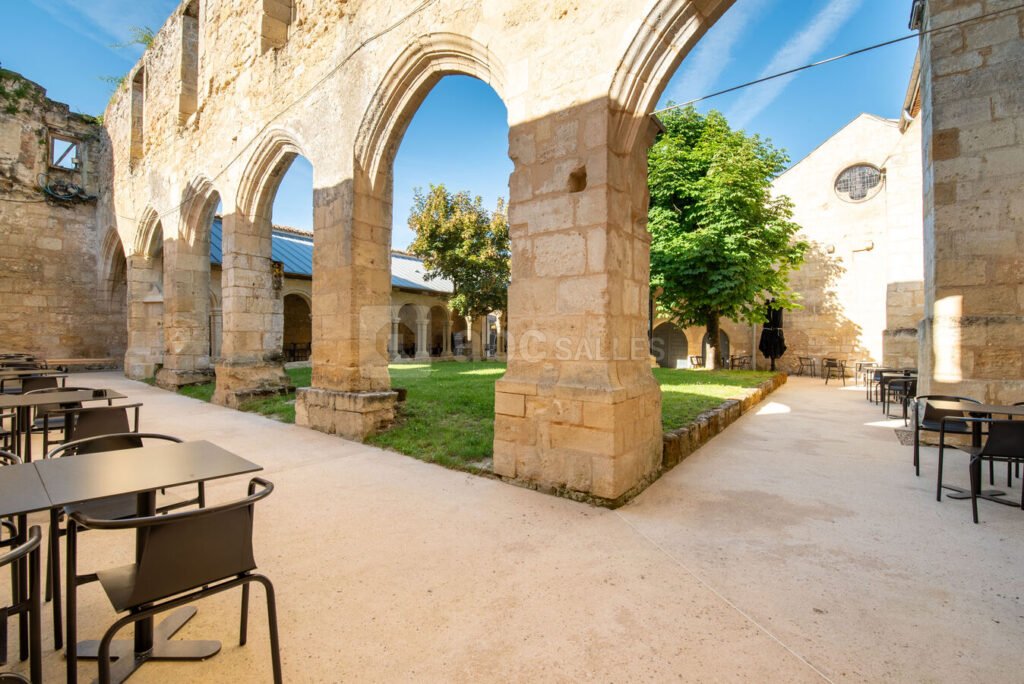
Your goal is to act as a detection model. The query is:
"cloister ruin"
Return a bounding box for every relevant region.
[1,0,1021,505]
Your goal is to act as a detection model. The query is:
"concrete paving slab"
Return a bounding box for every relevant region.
[3,373,1021,682]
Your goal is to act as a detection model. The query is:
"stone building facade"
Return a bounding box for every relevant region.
[772,109,924,372]
[0,71,126,362]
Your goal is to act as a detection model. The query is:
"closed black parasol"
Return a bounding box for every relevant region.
[758,300,787,371]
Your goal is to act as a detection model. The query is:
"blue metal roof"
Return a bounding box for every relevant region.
[209,217,452,294]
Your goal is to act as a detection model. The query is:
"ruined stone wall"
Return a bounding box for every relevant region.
[772,113,924,372]
[0,71,125,360]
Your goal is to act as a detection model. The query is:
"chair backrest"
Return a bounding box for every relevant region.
[67,405,134,445]
[982,420,1024,459]
[0,525,41,571]
[47,432,180,459]
[20,376,57,394]
[72,479,272,608]
[24,386,90,420]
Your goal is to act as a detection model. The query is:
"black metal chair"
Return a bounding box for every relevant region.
[822,358,848,385]
[0,526,42,684]
[960,419,1024,523]
[44,431,199,651]
[689,355,703,368]
[797,357,816,377]
[883,376,917,423]
[914,395,981,477]
[67,478,281,684]
[22,387,99,456]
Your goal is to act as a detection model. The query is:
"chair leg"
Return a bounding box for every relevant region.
[252,575,283,684]
[48,510,62,651]
[240,583,249,646]
[65,524,77,683]
[914,427,921,477]
[28,541,41,684]
[970,455,980,524]
[936,435,946,501]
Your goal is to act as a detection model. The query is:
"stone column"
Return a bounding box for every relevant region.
[389,316,401,361]
[493,101,662,505]
[294,177,396,440]
[469,316,486,361]
[124,254,164,379]
[155,224,213,389]
[213,210,292,407]
[414,314,430,360]
[495,311,507,361]
[441,314,452,357]
[917,1,1024,403]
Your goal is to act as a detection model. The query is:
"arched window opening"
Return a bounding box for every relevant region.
[179,0,200,122]
[130,67,145,167]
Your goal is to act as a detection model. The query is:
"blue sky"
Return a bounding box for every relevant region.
[3,0,918,248]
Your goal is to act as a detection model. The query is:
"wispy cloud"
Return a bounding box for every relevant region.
[728,0,863,128]
[27,0,176,61]
[665,0,770,106]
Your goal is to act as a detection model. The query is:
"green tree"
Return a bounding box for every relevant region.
[648,106,807,369]
[408,184,510,320]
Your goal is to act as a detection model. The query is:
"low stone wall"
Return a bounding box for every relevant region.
[662,373,787,472]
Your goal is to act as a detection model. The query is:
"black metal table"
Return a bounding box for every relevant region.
[33,440,262,683]
[930,400,1024,504]
[0,440,261,683]
[0,388,125,462]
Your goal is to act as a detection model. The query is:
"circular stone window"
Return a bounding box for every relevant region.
[834,164,883,202]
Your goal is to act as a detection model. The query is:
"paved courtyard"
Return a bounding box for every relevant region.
[9,373,1024,682]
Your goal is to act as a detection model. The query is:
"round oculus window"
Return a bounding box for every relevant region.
[834,164,883,202]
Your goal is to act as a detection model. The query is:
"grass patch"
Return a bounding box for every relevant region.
[366,362,503,469]
[174,361,776,469]
[653,367,775,430]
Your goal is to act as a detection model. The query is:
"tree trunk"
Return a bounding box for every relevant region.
[705,312,720,370]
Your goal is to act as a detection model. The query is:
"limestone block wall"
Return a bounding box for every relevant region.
[772,113,924,372]
[0,71,126,361]
[919,0,1024,403]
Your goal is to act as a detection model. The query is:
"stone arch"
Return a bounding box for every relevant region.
[99,226,129,297]
[236,129,309,222]
[355,32,508,188]
[397,303,419,358]
[134,207,163,258]
[179,175,221,247]
[283,293,312,361]
[609,0,736,154]
[652,321,688,369]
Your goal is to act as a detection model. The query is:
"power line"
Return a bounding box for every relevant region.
[653,2,1024,115]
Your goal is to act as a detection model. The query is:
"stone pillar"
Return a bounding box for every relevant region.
[917,0,1024,403]
[414,314,430,360]
[124,254,165,379]
[294,178,396,440]
[389,316,401,361]
[441,314,452,357]
[469,315,486,361]
[495,311,507,361]
[213,210,292,407]
[493,101,662,505]
[155,226,213,389]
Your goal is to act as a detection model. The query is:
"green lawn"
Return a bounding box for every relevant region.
[177,362,774,468]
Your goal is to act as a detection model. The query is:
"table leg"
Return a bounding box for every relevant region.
[16,513,27,663]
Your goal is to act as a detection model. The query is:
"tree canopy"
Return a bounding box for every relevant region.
[408,184,510,319]
[648,106,807,368]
